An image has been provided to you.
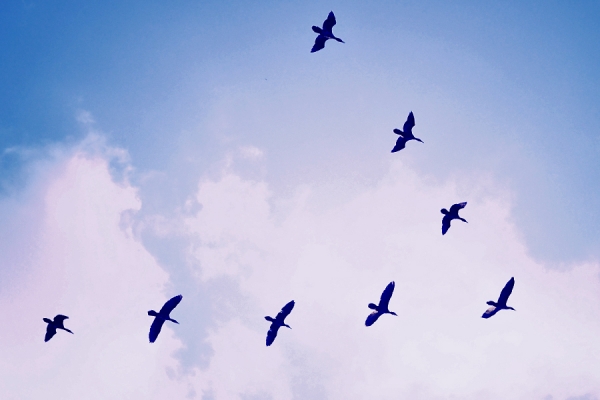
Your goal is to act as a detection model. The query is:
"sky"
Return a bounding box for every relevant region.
[1,1,600,399]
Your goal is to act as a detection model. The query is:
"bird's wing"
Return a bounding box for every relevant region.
[391,136,407,153]
[497,277,515,305]
[53,315,69,324]
[276,300,295,321]
[266,324,280,346]
[393,129,404,136]
[442,215,451,235]
[379,281,395,309]
[311,35,327,53]
[365,311,382,326]
[45,325,57,342]
[149,317,166,343]
[449,202,467,214]
[403,112,415,133]
[159,294,183,314]
[322,11,336,32]
[481,306,499,319]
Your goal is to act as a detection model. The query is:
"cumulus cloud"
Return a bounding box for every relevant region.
[181,159,600,399]
[0,146,193,399]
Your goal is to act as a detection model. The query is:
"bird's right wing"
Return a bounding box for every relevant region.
[159,294,183,314]
[276,300,295,321]
[391,136,407,153]
[365,311,382,326]
[53,315,69,324]
[441,215,451,235]
[403,112,415,133]
[266,324,280,346]
[149,318,165,343]
[322,11,336,32]
[498,277,515,305]
[449,202,467,214]
[311,35,327,53]
[481,306,498,319]
[379,281,395,309]
[45,325,57,342]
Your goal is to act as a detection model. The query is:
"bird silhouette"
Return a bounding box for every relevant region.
[366,281,397,326]
[311,11,344,53]
[148,294,182,343]
[482,277,516,318]
[391,112,423,153]
[441,202,468,235]
[265,300,294,346]
[43,315,73,342]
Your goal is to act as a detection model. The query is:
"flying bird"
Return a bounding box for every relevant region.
[482,277,516,318]
[43,315,73,342]
[391,112,423,153]
[365,281,397,326]
[265,300,294,346]
[148,294,182,343]
[441,202,468,235]
[311,11,345,53]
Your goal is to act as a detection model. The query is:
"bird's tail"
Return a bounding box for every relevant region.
[312,26,323,34]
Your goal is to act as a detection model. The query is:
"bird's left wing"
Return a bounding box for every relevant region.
[498,277,515,305]
[441,215,451,235]
[311,35,327,53]
[322,11,336,32]
[365,311,381,326]
[391,136,407,153]
[266,324,280,346]
[481,306,498,319]
[159,294,183,314]
[45,325,57,342]
[149,318,166,343]
[403,112,415,133]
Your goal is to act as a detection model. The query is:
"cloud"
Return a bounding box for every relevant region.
[180,159,600,399]
[0,145,193,399]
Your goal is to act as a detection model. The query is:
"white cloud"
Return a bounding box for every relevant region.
[182,159,600,399]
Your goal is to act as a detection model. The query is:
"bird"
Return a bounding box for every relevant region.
[365,281,397,326]
[311,11,344,53]
[482,277,516,318]
[43,315,73,342]
[391,112,423,153]
[441,202,468,235]
[148,294,182,343]
[265,300,295,346]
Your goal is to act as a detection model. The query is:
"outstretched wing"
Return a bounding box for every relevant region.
[441,215,451,235]
[391,136,407,153]
[322,11,336,32]
[159,295,183,314]
[497,277,515,305]
[45,325,57,342]
[481,306,499,319]
[149,318,165,343]
[365,311,382,326]
[53,315,69,324]
[449,202,467,214]
[266,324,280,346]
[311,35,327,53]
[276,300,295,322]
[403,112,415,133]
[379,281,395,309]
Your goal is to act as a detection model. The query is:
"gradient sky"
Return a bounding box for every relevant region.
[1,1,600,399]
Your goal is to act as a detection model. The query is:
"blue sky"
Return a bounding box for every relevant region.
[1,1,600,398]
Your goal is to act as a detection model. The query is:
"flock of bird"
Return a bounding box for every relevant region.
[43,11,516,348]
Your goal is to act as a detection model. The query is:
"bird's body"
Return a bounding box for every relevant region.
[148,294,182,343]
[366,281,397,326]
[441,202,468,235]
[43,315,73,342]
[482,277,516,318]
[392,112,423,153]
[311,11,344,53]
[265,300,294,346]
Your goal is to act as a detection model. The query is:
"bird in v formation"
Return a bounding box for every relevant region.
[265,300,295,346]
[311,11,344,53]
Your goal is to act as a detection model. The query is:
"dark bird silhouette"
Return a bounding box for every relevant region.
[391,112,423,153]
[265,300,295,346]
[366,281,397,326]
[482,277,516,318]
[148,294,182,343]
[441,202,468,235]
[311,11,344,53]
[43,315,73,342]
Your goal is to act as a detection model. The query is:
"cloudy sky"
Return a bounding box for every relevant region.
[1,1,600,399]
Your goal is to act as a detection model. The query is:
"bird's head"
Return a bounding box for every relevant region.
[284,324,292,329]
[507,307,516,311]
[390,311,398,316]
[441,208,449,215]
[148,310,158,317]
[415,138,424,143]
[169,318,179,324]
